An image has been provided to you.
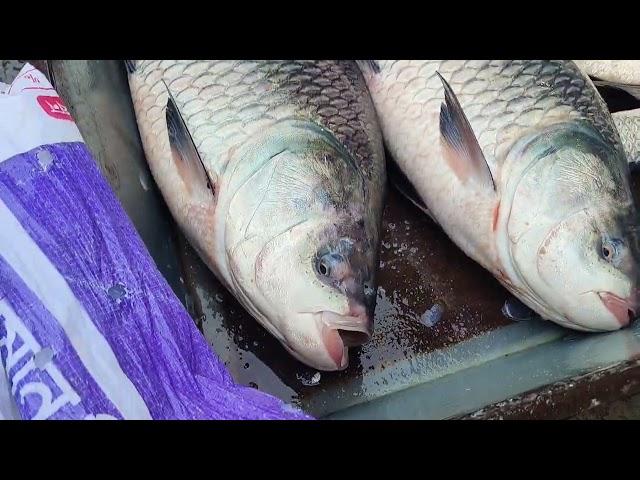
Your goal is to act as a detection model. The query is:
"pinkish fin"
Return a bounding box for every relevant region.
[437,71,495,192]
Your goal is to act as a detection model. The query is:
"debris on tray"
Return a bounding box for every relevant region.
[297,371,322,387]
[420,303,445,328]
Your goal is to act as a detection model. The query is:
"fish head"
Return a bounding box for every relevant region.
[225,121,381,370]
[505,123,640,331]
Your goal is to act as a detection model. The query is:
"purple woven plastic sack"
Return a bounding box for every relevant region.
[0,64,311,420]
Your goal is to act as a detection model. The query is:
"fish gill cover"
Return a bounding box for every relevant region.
[0,63,311,420]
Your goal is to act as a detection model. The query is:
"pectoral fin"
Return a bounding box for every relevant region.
[437,71,496,192]
[164,83,215,199]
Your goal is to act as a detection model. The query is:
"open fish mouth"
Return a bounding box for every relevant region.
[598,291,638,327]
[318,310,372,343]
[315,309,372,369]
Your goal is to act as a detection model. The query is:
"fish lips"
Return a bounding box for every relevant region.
[598,291,639,327]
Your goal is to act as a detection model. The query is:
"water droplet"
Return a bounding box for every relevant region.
[33,347,54,369]
[108,283,127,301]
[37,150,54,171]
[248,382,259,389]
[243,363,249,369]
[214,294,224,303]
[139,169,150,191]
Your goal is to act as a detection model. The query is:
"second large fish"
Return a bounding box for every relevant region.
[128,61,386,371]
[359,60,640,332]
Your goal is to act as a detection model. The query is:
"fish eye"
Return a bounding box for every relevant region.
[316,252,344,277]
[601,237,622,263]
[318,259,330,276]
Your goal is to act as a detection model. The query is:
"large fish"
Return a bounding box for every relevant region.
[127,61,386,371]
[359,60,640,332]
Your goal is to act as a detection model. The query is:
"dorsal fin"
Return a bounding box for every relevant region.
[437,71,496,192]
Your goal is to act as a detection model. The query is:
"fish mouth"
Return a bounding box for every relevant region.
[598,292,638,327]
[316,308,372,369]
